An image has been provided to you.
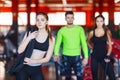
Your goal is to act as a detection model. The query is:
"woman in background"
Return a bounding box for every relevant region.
[87,15,115,80]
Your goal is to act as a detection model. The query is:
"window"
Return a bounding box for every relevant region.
[0,12,12,25]
[18,12,27,25]
[95,12,108,25]
[48,12,86,25]
[30,12,36,25]
[114,12,120,25]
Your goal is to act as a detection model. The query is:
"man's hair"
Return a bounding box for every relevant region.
[65,11,74,17]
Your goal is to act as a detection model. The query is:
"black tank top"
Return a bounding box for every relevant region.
[91,30,107,60]
[34,36,49,51]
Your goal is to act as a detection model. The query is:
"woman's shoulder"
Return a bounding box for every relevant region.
[52,36,55,41]
[49,36,55,44]
[106,28,111,33]
[89,30,94,35]
[87,30,94,38]
[105,28,112,37]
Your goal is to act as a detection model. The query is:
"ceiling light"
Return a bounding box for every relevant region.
[115,0,120,3]
[62,0,67,5]
[39,0,44,3]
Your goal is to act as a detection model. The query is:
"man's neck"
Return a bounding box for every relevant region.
[67,24,73,28]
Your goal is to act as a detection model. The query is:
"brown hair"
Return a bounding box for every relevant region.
[0,39,4,46]
[94,14,112,39]
[94,15,106,30]
[37,12,52,41]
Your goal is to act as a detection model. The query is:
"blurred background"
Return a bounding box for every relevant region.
[0,0,120,80]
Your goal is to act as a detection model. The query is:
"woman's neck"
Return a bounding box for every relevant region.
[38,28,46,33]
[96,27,103,30]
[95,27,104,32]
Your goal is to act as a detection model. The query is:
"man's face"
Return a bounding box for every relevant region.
[65,14,74,25]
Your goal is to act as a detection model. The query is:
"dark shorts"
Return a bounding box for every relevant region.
[60,55,83,77]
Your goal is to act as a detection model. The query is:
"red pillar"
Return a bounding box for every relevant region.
[26,0,31,29]
[11,0,18,48]
[92,0,96,16]
[98,0,103,14]
[12,0,18,22]
[35,0,39,14]
[108,0,115,37]
[86,1,96,27]
[86,11,94,27]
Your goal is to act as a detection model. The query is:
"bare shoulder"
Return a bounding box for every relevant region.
[106,29,111,34]
[49,36,55,43]
[106,29,112,37]
[52,36,55,42]
[89,30,94,36]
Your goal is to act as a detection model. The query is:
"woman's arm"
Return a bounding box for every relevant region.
[37,37,55,63]
[87,30,93,49]
[106,30,112,56]
[18,31,37,54]
[24,36,55,64]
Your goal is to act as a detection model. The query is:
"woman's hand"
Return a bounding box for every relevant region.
[104,55,111,62]
[24,57,36,64]
[27,31,38,40]
[104,59,110,62]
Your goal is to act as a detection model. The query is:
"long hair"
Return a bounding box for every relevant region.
[37,12,52,41]
[94,15,112,38]
[94,15,106,30]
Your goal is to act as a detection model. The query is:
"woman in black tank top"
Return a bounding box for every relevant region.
[16,12,55,80]
[87,15,115,80]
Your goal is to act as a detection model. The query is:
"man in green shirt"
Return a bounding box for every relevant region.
[54,11,89,80]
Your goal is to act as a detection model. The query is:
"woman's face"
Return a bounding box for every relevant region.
[96,17,104,28]
[36,14,48,29]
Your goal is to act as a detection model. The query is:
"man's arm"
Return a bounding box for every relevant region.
[80,27,89,66]
[54,30,62,56]
[80,28,89,58]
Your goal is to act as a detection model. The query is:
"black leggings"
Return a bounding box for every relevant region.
[91,58,115,80]
[16,65,44,80]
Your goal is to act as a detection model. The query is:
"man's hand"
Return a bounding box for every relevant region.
[54,56,60,62]
[82,58,88,66]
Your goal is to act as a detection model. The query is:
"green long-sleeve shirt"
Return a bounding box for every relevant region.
[54,25,88,58]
